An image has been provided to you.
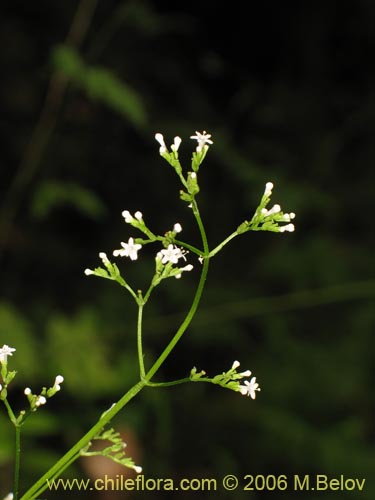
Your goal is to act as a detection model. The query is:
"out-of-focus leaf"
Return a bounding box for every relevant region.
[52,45,147,127]
[31,180,107,220]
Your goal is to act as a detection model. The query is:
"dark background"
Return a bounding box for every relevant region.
[0,0,373,498]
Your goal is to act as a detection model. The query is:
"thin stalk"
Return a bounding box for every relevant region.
[146,377,191,388]
[14,426,21,500]
[3,398,16,423]
[20,197,210,499]
[20,380,145,500]
[208,230,238,258]
[137,303,146,378]
[144,199,209,382]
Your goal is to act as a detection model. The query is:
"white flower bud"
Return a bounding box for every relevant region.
[122,210,133,223]
[155,133,167,153]
[171,136,182,152]
[264,182,274,197]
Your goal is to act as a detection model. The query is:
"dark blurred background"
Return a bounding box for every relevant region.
[0,0,374,498]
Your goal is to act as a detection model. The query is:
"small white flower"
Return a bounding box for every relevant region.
[173,223,182,233]
[261,204,281,217]
[133,465,143,474]
[155,133,167,154]
[35,395,47,407]
[171,136,182,152]
[54,375,64,391]
[232,360,240,370]
[159,244,186,264]
[3,493,13,500]
[190,130,213,152]
[264,182,274,197]
[239,377,260,399]
[99,252,109,264]
[24,388,32,395]
[0,345,16,363]
[122,210,133,223]
[175,264,193,279]
[113,238,142,261]
[0,384,2,391]
[279,223,295,233]
[134,211,143,221]
[84,268,94,275]
[283,212,296,221]
[268,204,281,215]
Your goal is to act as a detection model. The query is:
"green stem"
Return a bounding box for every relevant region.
[208,230,238,258]
[137,303,146,378]
[14,426,21,500]
[146,377,191,387]
[3,397,16,424]
[144,200,209,381]
[19,380,145,500]
[20,197,210,499]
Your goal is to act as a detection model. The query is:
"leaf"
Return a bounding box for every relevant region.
[31,180,107,220]
[52,45,147,128]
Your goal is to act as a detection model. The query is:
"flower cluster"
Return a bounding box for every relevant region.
[190,360,260,400]
[153,244,193,284]
[260,182,295,232]
[24,375,64,411]
[237,181,296,235]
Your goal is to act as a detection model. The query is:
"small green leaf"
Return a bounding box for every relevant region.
[52,45,147,128]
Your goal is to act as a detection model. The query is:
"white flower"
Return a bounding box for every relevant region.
[261,204,281,217]
[279,223,295,233]
[158,244,186,264]
[99,252,109,264]
[35,395,46,407]
[53,375,64,391]
[133,465,143,474]
[171,136,182,152]
[175,264,194,279]
[264,182,274,197]
[283,212,296,221]
[190,130,213,152]
[24,388,32,395]
[155,133,167,154]
[0,345,16,363]
[84,268,94,275]
[173,223,182,233]
[268,204,281,215]
[122,210,143,223]
[113,238,142,261]
[231,360,251,377]
[3,493,13,500]
[239,377,260,399]
[0,384,2,391]
[122,210,133,223]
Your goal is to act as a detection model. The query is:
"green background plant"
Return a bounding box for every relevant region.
[0,0,373,498]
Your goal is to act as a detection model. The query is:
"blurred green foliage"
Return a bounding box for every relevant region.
[0,0,373,498]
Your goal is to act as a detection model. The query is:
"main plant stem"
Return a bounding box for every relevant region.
[20,199,210,500]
